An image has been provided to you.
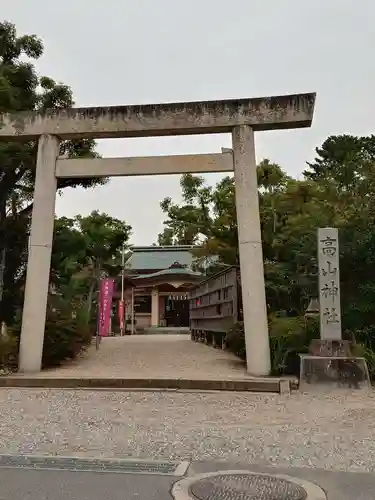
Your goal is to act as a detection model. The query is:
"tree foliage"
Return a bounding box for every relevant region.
[158,136,375,346]
[51,211,131,314]
[52,211,131,280]
[0,21,107,323]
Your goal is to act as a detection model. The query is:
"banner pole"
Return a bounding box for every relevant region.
[95,289,100,350]
[120,244,125,336]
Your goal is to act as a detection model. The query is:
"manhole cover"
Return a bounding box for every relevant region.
[189,473,308,500]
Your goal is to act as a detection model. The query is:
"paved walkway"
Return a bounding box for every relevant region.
[27,335,249,380]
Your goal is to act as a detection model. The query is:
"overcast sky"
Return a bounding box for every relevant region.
[2,0,374,244]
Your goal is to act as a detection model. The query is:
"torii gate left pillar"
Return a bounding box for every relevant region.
[0,93,316,374]
[20,135,60,371]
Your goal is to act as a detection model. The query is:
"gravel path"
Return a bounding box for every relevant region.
[27,336,249,380]
[0,388,374,472]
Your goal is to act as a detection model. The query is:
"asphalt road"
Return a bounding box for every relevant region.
[1,460,375,500]
[0,467,175,500]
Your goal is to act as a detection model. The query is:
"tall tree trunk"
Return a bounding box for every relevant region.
[0,198,6,311]
[0,247,6,306]
[0,197,7,335]
[85,259,102,326]
[85,279,97,325]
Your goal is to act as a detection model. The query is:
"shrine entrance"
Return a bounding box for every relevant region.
[0,93,315,375]
[165,295,190,328]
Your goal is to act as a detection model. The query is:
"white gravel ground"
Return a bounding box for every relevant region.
[0,388,374,473]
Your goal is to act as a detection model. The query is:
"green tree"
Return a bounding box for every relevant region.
[158,161,289,269]
[159,136,375,373]
[303,134,375,194]
[304,135,375,337]
[158,174,212,246]
[158,142,375,330]
[0,21,106,324]
[51,211,132,324]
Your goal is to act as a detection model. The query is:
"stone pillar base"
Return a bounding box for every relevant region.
[299,353,370,391]
[308,339,353,357]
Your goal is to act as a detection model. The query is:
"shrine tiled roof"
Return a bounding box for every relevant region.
[126,245,196,271]
[132,266,202,280]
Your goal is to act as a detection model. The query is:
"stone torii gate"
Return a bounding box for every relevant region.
[0,93,315,375]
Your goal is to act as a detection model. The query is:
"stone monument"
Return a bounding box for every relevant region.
[318,227,342,340]
[300,228,370,389]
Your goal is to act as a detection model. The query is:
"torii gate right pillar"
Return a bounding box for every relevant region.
[232,125,270,376]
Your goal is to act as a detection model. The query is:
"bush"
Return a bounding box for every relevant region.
[350,326,375,380]
[226,315,319,376]
[42,308,92,368]
[6,303,93,370]
[227,316,375,381]
[226,322,246,360]
[0,334,19,372]
[269,315,319,375]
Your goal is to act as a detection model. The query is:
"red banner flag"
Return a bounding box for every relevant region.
[99,278,114,337]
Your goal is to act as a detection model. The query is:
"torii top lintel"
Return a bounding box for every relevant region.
[0,93,316,141]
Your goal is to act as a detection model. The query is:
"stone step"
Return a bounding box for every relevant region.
[0,375,298,393]
[143,327,190,335]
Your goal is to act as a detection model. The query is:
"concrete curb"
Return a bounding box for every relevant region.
[0,376,298,393]
[171,470,327,500]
